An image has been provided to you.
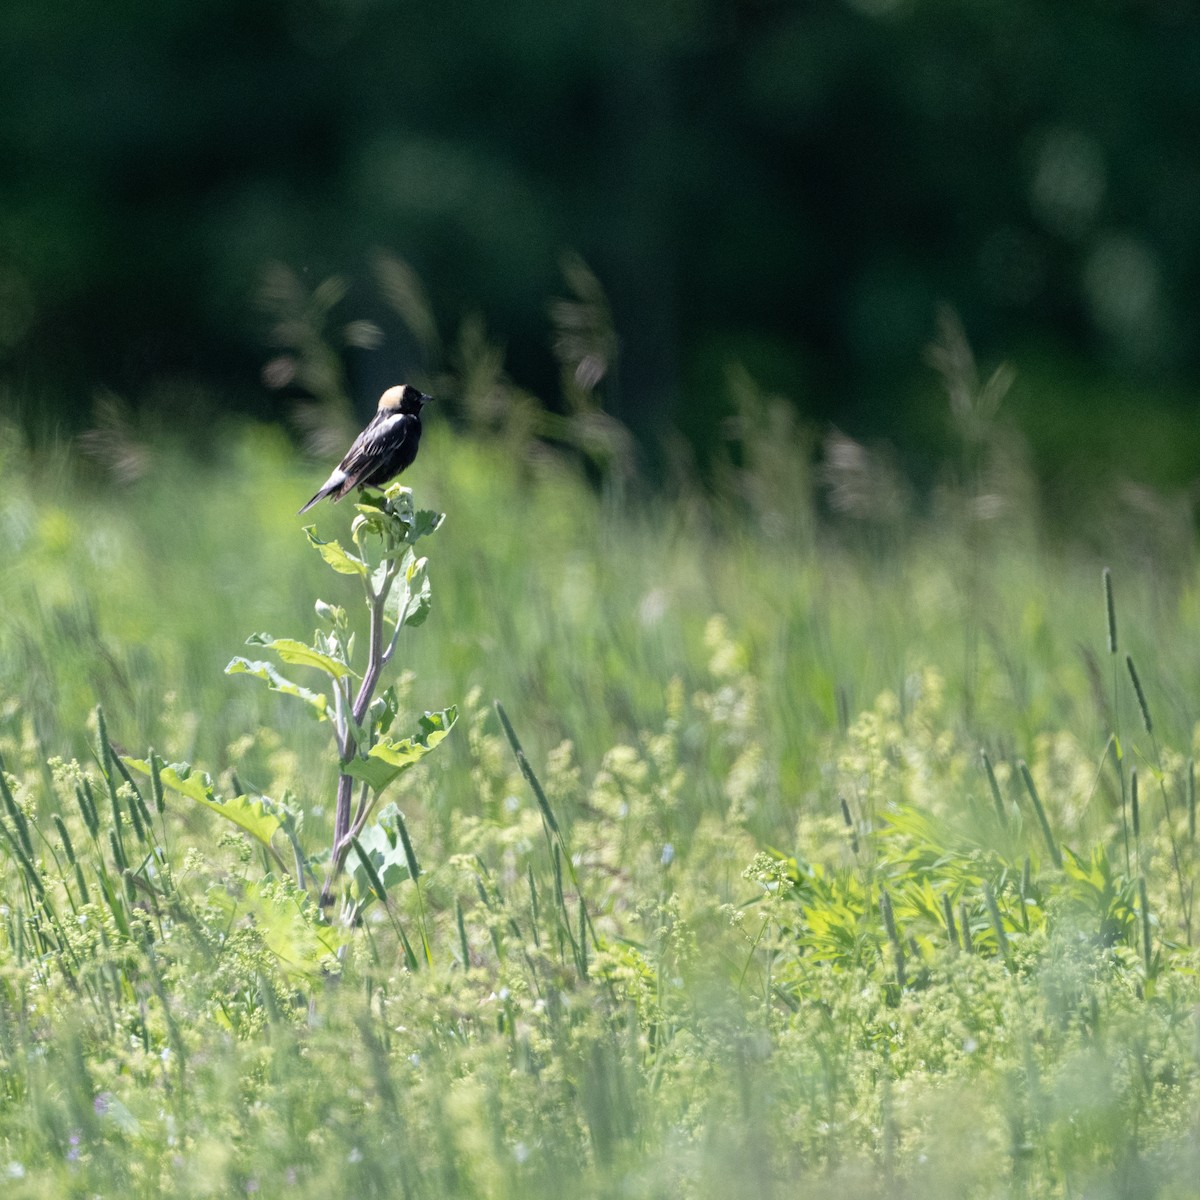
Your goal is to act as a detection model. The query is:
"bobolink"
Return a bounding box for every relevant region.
[298,384,431,514]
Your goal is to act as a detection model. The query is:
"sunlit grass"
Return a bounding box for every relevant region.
[2,410,1199,1198]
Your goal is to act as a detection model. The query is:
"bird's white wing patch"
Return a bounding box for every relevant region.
[355,413,412,460]
[369,413,406,441]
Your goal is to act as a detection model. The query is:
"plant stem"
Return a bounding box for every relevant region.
[353,573,392,726]
[324,555,401,906]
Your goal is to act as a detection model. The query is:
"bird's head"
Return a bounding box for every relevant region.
[378,384,433,415]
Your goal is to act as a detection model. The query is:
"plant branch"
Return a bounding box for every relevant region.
[332,672,353,762]
[382,617,403,668]
[350,779,372,843]
[352,567,398,727]
[326,557,402,906]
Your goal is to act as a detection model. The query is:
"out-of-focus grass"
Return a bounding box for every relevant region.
[2,409,1200,1198]
[6,410,1198,826]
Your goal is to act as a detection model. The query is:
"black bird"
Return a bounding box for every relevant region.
[299,385,431,514]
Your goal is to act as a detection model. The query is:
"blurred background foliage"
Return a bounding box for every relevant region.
[2,0,1200,490]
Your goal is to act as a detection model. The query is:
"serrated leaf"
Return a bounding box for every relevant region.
[245,633,357,680]
[413,509,445,538]
[304,527,367,576]
[225,657,330,718]
[123,758,285,851]
[343,706,457,793]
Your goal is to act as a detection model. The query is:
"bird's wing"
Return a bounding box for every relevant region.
[336,412,418,492]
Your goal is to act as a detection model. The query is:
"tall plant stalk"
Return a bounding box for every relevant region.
[225,484,456,910]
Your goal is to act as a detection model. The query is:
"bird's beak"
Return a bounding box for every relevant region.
[420,393,433,407]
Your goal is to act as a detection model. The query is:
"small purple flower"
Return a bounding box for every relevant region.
[66,1132,81,1163]
[93,1093,112,1116]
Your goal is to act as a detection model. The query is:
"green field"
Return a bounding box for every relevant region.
[2,398,1199,1199]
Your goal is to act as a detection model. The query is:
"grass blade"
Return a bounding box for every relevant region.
[1018,760,1062,869]
[1126,655,1153,734]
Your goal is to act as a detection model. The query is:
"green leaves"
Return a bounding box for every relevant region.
[227,484,453,903]
[395,552,431,628]
[343,707,458,793]
[123,757,284,856]
[225,627,361,720]
[345,487,446,570]
[120,758,214,806]
[350,804,415,898]
[304,527,368,576]
[245,633,358,680]
[225,657,330,719]
[369,685,401,738]
[410,508,445,540]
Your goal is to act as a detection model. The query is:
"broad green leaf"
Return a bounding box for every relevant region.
[395,554,431,628]
[245,633,357,680]
[349,809,413,901]
[304,527,367,576]
[412,509,445,539]
[343,706,457,793]
[187,793,285,855]
[123,758,284,851]
[225,657,330,719]
[123,758,217,805]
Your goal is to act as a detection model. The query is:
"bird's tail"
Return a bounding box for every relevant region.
[299,467,350,514]
[297,488,328,515]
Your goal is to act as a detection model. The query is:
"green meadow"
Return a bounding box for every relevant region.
[2,378,1199,1198]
